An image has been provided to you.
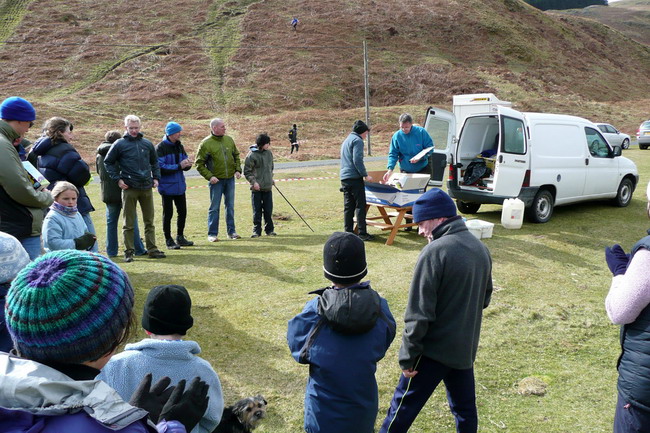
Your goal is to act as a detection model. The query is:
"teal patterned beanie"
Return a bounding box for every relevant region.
[5,250,134,363]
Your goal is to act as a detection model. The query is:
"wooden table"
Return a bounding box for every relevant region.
[355,203,417,245]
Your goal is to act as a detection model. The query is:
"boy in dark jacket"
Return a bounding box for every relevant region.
[287,232,396,433]
[156,122,193,249]
[244,133,275,237]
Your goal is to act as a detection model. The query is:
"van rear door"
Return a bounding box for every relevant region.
[423,106,455,186]
[492,107,530,197]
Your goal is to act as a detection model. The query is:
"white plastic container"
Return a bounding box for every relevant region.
[501,198,525,229]
[465,219,494,239]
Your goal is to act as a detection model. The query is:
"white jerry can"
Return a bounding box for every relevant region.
[501,198,525,229]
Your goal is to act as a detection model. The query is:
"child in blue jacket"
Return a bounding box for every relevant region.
[287,232,396,433]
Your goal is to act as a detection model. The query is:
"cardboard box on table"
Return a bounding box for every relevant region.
[364,170,430,207]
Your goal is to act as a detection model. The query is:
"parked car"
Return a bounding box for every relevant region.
[638,120,650,150]
[596,123,631,149]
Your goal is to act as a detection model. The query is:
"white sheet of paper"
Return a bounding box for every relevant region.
[413,146,434,161]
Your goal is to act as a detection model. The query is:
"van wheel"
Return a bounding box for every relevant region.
[622,139,630,149]
[613,178,633,207]
[527,190,554,223]
[456,200,481,214]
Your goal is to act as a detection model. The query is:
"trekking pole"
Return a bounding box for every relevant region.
[273,184,314,232]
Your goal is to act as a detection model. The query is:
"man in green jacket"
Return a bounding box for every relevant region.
[195,118,242,242]
[0,97,53,259]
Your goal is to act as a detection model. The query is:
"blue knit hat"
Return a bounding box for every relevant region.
[0,232,30,285]
[412,188,457,223]
[165,121,182,136]
[5,250,134,363]
[0,97,36,122]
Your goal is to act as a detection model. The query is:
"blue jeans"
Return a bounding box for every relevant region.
[19,235,42,260]
[81,212,99,253]
[208,178,236,236]
[614,392,650,433]
[380,356,477,433]
[106,203,145,256]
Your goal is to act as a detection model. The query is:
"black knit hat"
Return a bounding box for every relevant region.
[323,232,368,285]
[352,120,369,135]
[142,285,194,335]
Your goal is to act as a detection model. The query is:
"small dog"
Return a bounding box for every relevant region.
[213,395,267,433]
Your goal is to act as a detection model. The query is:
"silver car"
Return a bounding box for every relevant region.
[638,120,650,150]
[596,123,631,149]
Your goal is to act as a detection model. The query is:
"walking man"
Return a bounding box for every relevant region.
[104,115,166,262]
[156,122,194,249]
[340,120,373,241]
[379,188,493,433]
[289,124,299,154]
[195,118,242,242]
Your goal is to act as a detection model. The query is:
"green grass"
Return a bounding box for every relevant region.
[85,151,650,432]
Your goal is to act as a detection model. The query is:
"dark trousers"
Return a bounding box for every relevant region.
[290,142,299,153]
[379,356,477,433]
[341,177,368,235]
[252,190,274,235]
[161,194,187,240]
[614,392,650,433]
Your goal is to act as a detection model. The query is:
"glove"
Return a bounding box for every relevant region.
[129,374,174,423]
[159,377,210,432]
[605,244,631,276]
[74,232,96,250]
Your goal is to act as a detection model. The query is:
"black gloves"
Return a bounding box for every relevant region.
[159,377,210,432]
[129,374,175,423]
[605,244,631,276]
[74,232,96,250]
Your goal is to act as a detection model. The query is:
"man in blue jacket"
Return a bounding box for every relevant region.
[104,115,166,262]
[156,122,194,249]
[382,113,434,183]
[340,120,373,241]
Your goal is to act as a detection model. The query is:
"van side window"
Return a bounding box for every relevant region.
[585,127,610,158]
[501,117,525,154]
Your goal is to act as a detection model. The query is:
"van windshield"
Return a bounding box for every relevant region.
[501,117,525,154]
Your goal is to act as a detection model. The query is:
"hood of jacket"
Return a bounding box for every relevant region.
[0,353,150,429]
[0,120,20,144]
[310,281,380,335]
[123,338,202,360]
[31,136,56,156]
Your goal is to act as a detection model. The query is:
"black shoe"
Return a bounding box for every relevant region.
[358,233,375,241]
[251,233,260,238]
[124,250,135,263]
[148,250,167,259]
[176,235,194,247]
[266,231,277,236]
[404,226,413,232]
[166,238,181,250]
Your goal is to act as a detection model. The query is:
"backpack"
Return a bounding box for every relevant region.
[288,130,296,142]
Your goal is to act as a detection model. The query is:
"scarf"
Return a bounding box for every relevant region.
[51,201,78,217]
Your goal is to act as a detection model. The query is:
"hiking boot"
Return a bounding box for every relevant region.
[266,231,277,236]
[228,233,241,240]
[207,235,218,242]
[251,233,260,238]
[166,238,181,250]
[148,250,167,259]
[124,250,135,263]
[176,235,194,247]
[358,233,375,242]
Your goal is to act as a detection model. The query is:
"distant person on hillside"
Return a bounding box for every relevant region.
[605,181,650,432]
[382,113,434,183]
[156,122,194,250]
[291,17,299,31]
[340,120,374,242]
[287,231,396,433]
[195,118,242,242]
[244,133,276,238]
[0,96,53,259]
[289,124,299,154]
[104,114,166,262]
[96,130,147,257]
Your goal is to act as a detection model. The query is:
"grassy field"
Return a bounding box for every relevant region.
[84,149,650,432]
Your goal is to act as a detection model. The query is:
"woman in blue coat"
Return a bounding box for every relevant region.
[288,232,396,433]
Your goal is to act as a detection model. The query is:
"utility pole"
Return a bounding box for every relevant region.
[363,40,371,155]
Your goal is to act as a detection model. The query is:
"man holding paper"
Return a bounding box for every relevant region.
[383,113,434,183]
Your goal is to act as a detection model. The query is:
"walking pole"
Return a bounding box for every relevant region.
[273,184,315,232]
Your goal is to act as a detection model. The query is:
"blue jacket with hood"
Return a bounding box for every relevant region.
[155,136,190,196]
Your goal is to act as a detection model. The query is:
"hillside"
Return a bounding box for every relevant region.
[0,0,649,161]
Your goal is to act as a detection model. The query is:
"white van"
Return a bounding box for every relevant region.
[424,105,639,223]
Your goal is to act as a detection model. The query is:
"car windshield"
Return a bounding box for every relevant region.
[597,125,607,133]
[642,121,650,129]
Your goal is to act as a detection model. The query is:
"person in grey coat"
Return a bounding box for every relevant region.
[379,188,493,433]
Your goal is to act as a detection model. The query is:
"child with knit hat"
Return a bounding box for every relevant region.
[0,250,209,432]
[41,180,97,252]
[99,284,224,433]
[0,231,30,352]
[287,232,396,433]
